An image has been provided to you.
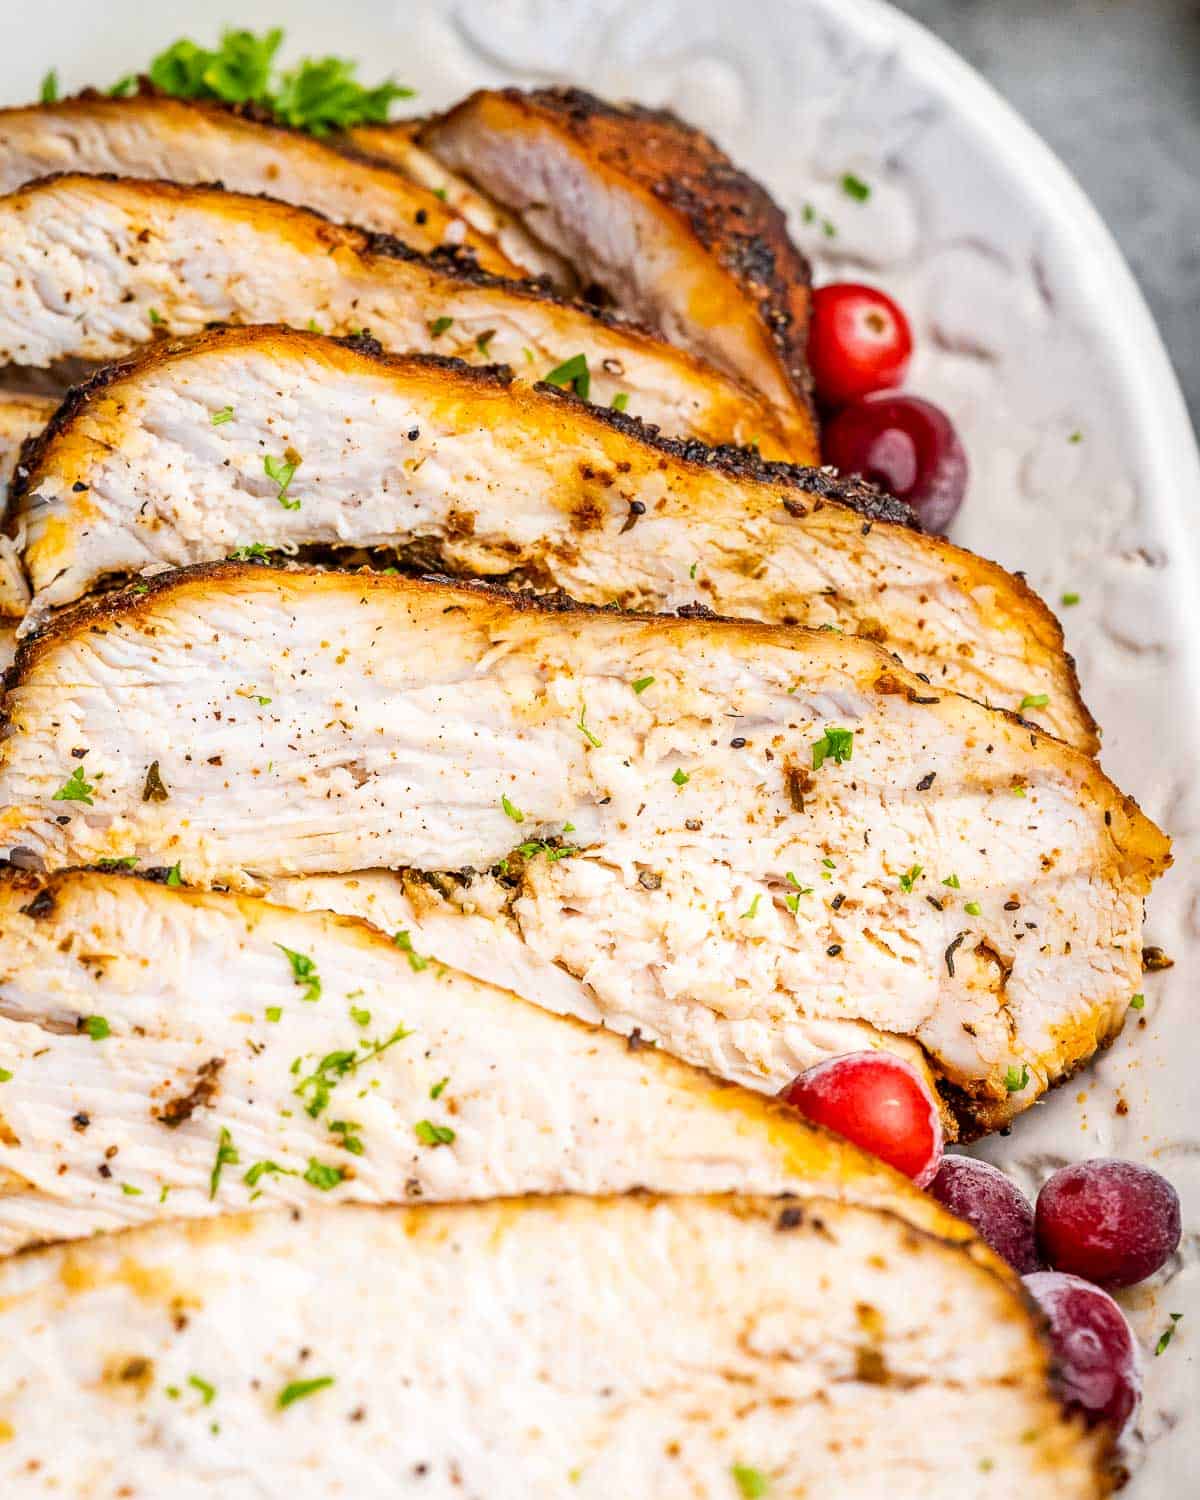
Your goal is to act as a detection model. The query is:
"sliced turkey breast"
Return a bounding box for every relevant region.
[0,394,52,616]
[0,567,1167,1133]
[10,325,1089,743]
[346,118,572,282]
[0,868,968,1254]
[0,91,520,273]
[421,87,819,451]
[0,1195,1110,1498]
[0,173,799,456]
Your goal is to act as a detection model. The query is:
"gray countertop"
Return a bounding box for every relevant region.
[893,0,1200,435]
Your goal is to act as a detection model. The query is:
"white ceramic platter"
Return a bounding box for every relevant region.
[1,0,1196,1486]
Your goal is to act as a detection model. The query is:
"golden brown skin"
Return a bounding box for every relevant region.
[420,87,821,458]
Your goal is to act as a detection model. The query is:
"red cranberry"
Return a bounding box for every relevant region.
[1023,1271,1141,1431]
[1035,1159,1181,1289]
[823,393,968,533]
[929,1156,1041,1273]
[780,1051,943,1186]
[807,282,914,407]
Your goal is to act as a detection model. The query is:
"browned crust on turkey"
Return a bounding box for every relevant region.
[421,86,818,447]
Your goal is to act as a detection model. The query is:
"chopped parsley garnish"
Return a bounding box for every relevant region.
[350,1005,371,1027]
[188,1375,217,1406]
[121,1182,142,1195]
[1129,993,1145,1011]
[83,1015,111,1041]
[631,676,655,694]
[428,315,453,338]
[811,726,854,770]
[610,392,629,412]
[393,930,429,972]
[243,1159,295,1188]
[414,1119,456,1147]
[40,69,59,103]
[475,328,496,355]
[132,29,411,135]
[329,1119,364,1155]
[689,561,698,580]
[840,172,870,202]
[501,794,525,824]
[142,760,169,803]
[277,1375,336,1408]
[430,1077,449,1099]
[209,1126,239,1198]
[942,874,961,889]
[740,893,762,920]
[1155,1313,1182,1356]
[1069,430,1083,444]
[148,307,164,326]
[276,943,321,1002]
[964,900,982,916]
[899,864,923,893]
[165,862,183,886]
[575,703,601,748]
[263,453,299,509]
[784,871,813,913]
[1061,591,1080,607]
[53,763,95,805]
[265,1006,282,1023]
[732,1466,769,1498]
[671,768,690,787]
[1019,693,1049,711]
[1012,785,1028,798]
[303,1158,345,1190]
[543,352,591,400]
[1004,1063,1030,1093]
[97,856,139,870]
[294,1022,413,1118]
[0,1068,11,1084]
[229,542,277,561]
[211,406,234,426]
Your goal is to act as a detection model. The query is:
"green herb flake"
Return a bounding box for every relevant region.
[475,328,496,356]
[229,542,276,561]
[148,307,164,326]
[899,864,923,893]
[543,352,591,401]
[40,68,59,103]
[265,1006,283,1023]
[243,1159,296,1188]
[209,1126,239,1199]
[211,405,234,426]
[294,1022,413,1120]
[610,392,629,412]
[429,315,453,338]
[1069,430,1083,444]
[349,1005,371,1028]
[840,172,870,202]
[1004,1063,1031,1093]
[811,726,854,771]
[1012,785,1028,798]
[165,862,183,887]
[942,874,961,889]
[303,1158,345,1190]
[121,1182,142,1196]
[732,1465,769,1498]
[189,1375,217,1406]
[671,767,690,787]
[740,893,762,920]
[393,929,429,972]
[414,1119,456,1147]
[1019,693,1049,711]
[964,900,983,916]
[1061,591,1080,607]
[0,1067,11,1083]
[430,1076,449,1099]
[575,702,602,748]
[263,453,299,509]
[1129,993,1145,1011]
[1155,1313,1183,1356]
[277,1375,335,1409]
[501,794,525,824]
[689,561,698,580]
[97,856,139,870]
[631,676,655,695]
[53,763,95,805]
[275,943,321,1002]
[83,1015,111,1042]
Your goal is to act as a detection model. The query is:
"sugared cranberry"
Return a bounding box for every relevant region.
[1023,1271,1141,1431]
[780,1051,943,1186]
[929,1156,1041,1273]
[807,283,913,407]
[1035,1159,1181,1289]
[823,393,968,533]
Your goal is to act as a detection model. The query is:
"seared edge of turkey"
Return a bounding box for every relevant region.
[0,172,796,457]
[0,1195,1112,1496]
[0,567,1167,1133]
[0,90,519,272]
[0,866,972,1253]
[421,86,818,450]
[8,324,1100,748]
[0,395,51,616]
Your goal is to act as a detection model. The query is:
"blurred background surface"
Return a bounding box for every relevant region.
[895,0,1200,431]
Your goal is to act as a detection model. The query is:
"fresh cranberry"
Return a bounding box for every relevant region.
[929,1156,1041,1273]
[823,393,968,533]
[807,283,913,407]
[1035,1159,1181,1289]
[780,1051,943,1186]
[1023,1271,1141,1432]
